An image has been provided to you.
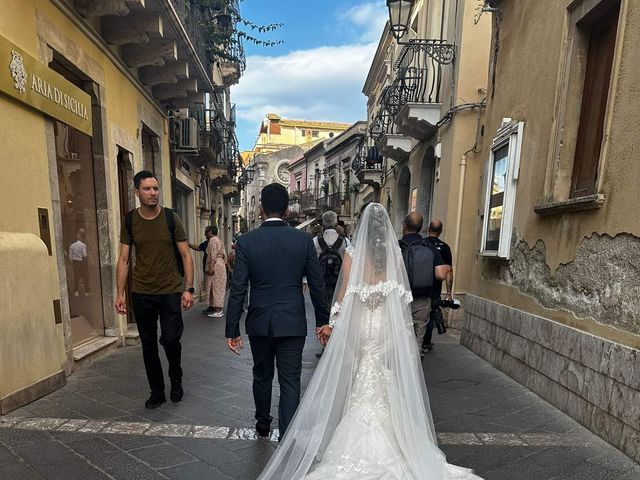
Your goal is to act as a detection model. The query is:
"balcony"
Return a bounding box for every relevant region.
[352,136,384,187]
[71,1,243,107]
[316,192,342,214]
[370,86,412,162]
[300,191,318,215]
[393,40,454,141]
[195,111,238,183]
[219,30,246,86]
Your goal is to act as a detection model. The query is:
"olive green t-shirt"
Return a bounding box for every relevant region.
[120,208,187,294]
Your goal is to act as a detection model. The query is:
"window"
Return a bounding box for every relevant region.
[312,130,319,138]
[481,120,524,259]
[539,0,620,213]
[571,0,620,198]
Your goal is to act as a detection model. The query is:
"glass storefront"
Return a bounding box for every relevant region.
[54,120,105,346]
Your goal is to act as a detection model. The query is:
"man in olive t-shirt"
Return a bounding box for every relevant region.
[115,171,194,409]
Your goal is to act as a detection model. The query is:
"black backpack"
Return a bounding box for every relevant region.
[399,238,435,296]
[318,236,344,288]
[124,207,184,276]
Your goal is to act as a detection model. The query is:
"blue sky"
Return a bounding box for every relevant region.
[231,1,388,151]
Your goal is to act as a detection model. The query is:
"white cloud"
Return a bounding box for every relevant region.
[337,2,388,43]
[231,2,388,150]
[232,43,377,149]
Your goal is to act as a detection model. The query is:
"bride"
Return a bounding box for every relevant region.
[257,203,482,479]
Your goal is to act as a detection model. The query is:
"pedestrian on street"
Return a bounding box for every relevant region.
[313,210,350,308]
[399,212,448,354]
[189,225,214,314]
[115,170,194,409]
[423,219,455,353]
[312,210,350,358]
[225,183,330,440]
[205,226,227,318]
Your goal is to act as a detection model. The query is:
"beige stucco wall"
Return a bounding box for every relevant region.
[459,0,640,348]
[0,0,174,400]
[0,233,65,400]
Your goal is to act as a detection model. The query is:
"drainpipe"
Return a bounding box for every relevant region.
[452,154,467,294]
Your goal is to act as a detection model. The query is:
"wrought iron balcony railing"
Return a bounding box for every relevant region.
[300,191,317,213]
[394,39,454,105]
[315,193,342,213]
[367,39,456,148]
[352,135,383,175]
[171,0,209,72]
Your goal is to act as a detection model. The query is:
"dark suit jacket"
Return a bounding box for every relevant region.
[225,220,329,338]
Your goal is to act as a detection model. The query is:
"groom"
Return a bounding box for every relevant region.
[225,183,331,439]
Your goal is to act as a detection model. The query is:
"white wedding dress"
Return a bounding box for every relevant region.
[257,204,482,480]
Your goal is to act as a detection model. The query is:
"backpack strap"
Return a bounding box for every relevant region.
[164,207,185,276]
[164,207,176,242]
[399,238,424,251]
[124,208,136,261]
[318,236,329,251]
[331,237,344,250]
[125,209,135,245]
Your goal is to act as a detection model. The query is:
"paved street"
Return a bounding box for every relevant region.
[1,299,638,480]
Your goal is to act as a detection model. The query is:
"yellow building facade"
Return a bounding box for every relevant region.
[246,113,350,156]
[0,0,242,413]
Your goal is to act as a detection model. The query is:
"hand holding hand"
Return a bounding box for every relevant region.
[227,336,244,355]
[316,325,332,346]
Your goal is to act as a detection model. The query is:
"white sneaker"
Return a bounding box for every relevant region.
[208,311,224,318]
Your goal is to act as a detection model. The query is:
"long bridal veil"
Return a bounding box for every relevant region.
[257,203,481,479]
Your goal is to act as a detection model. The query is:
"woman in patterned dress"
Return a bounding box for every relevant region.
[205,226,227,318]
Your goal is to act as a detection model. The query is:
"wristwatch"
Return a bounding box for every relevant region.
[184,287,195,294]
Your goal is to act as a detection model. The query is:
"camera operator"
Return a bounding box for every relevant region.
[399,213,448,355]
[423,220,454,353]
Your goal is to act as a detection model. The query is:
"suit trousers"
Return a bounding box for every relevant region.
[132,293,184,393]
[249,328,305,439]
[411,296,432,349]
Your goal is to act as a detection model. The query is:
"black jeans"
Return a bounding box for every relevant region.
[249,329,305,439]
[132,293,184,393]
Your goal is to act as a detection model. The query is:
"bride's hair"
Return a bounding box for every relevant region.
[364,204,388,275]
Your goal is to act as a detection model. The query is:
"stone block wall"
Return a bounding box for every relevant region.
[461,295,640,462]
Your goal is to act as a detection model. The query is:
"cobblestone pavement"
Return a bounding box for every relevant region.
[1,299,639,480]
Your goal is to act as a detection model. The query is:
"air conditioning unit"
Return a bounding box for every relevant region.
[176,108,189,119]
[177,117,198,150]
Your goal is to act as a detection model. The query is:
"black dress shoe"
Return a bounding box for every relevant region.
[256,424,270,437]
[170,381,184,403]
[145,391,166,409]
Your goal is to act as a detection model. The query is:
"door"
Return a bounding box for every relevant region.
[54,120,105,346]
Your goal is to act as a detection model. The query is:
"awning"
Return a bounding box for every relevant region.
[295,217,319,230]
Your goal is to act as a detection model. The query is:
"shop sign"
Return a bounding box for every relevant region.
[0,35,92,136]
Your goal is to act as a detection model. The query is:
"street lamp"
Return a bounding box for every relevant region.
[245,166,256,183]
[387,0,415,41]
